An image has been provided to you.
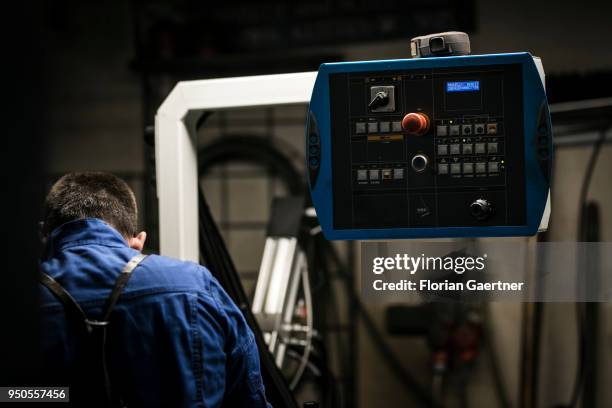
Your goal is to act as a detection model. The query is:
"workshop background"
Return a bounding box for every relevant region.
[6,0,612,407]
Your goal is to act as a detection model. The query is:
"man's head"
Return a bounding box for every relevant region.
[43,172,146,251]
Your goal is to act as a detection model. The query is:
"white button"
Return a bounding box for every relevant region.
[437,125,448,136]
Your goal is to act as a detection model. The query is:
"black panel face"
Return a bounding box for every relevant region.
[330,64,526,230]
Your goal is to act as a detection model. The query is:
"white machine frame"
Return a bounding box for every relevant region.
[155,72,317,261]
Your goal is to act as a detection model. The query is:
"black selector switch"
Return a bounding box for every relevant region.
[369,91,389,110]
[470,198,493,220]
[369,86,395,112]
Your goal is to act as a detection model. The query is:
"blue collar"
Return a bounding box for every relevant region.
[45,218,128,259]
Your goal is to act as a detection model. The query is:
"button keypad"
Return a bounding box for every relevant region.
[434,119,504,178]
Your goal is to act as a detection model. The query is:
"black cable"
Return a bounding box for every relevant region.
[306,228,343,408]
[198,134,304,196]
[568,129,606,408]
[582,202,601,408]
[198,187,298,408]
[317,236,443,408]
[196,130,344,406]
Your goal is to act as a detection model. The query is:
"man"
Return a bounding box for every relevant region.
[39,172,271,407]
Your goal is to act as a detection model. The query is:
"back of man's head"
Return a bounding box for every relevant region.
[44,172,137,237]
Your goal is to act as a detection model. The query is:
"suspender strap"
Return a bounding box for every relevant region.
[100,253,147,322]
[39,253,148,407]
[97,253,148,407]
[39,273,90,330]
[40,254,148,330]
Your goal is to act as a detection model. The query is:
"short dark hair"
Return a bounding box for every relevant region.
[44,172,138,237]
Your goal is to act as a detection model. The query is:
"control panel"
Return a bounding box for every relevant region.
[307,53,552,240]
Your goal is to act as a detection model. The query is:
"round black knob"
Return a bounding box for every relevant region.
[470,198,492,220]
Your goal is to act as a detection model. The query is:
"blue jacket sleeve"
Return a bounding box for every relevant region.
[207,275,272,407]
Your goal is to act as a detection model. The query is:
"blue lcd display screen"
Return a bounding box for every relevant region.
[446,81,480,92]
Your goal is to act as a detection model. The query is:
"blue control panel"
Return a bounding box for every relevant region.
[306,53,552,240]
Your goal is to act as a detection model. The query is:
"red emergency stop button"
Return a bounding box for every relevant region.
[401,112,430,136]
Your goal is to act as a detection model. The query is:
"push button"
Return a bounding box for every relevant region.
[463,163,474,174]
[437,125,448,136]
[450,144,461,155]
[488,162,500,173]
[462,143,473,154]
[392,121,402,132]
[368,122,378,133]
[369,169,379,180]
[475,143,486,154]
[462,124,472,135]
[475,162,486,173]
[357,169,368,181]
[486,123,498,134]
[438,163,449,175]
[402,112,430,136]
[379,121,390,133]
[356,122,366,134]
[450,125,460,136]
[474,124,485,135]
[487,142,498,154]
[450,163,461,174]
[438,144,449,155]
[393,168,404,179]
